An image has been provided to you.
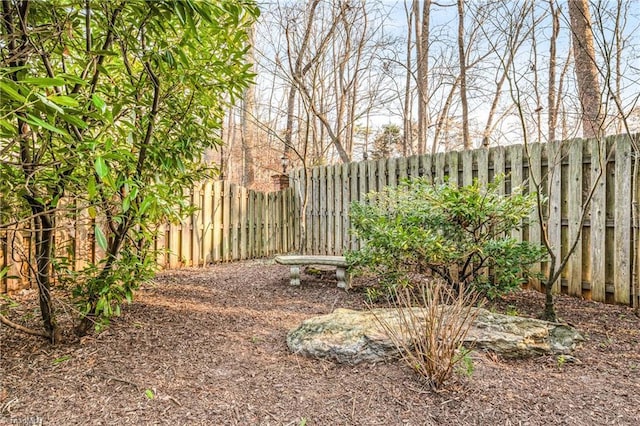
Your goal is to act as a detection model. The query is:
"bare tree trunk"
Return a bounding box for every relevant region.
[548,0,560,142]
[530,5,542,143]
[284,0,321,163]
[456,0,470,150]
[240,24,256,187]
[403,1,414,157]
[413,0,430,155]
[568,0,603,138]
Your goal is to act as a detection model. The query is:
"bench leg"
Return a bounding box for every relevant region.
[289,265,301,286]
[336,267,351,290]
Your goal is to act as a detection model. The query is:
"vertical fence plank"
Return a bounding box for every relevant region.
[168,220,180,268]
[326,165,335,256]
[567,139,583,297]
[156,224,166,268]
[288,187,296,252]
[275,190,283,253]
[293,169,302,253]
[202,182,213,264]
[493,146,506,194]
[232,184,242,260]
[333,165,342,255]
[213,181,223,262]
[247,190,255,258]
[408,155,420,180]
[435,152,446,184]
[387,158,397,188]
[547,141,562,292]
[191,185,202,267]
[477,148,489,187]
[355,160,367,251]
[366,159,377,194]
[222,181,231,261]
[509,144,524,243]
[397,157,408,182]
[341,163,350,253]
[422,153,433,183]
[256,192,264,258]
[614,135,632,304]
[447,151,459,186]
[462,150,474,186]
[319,166,327,255]
[527,143,542,290]
[590,138,607,302]
[312,167,320,255]
[180,189,193,266]
[239,186,248,260]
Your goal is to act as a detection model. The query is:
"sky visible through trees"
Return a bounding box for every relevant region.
[218,0,640,189]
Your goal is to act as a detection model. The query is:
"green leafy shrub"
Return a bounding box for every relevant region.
[348,177,547,299]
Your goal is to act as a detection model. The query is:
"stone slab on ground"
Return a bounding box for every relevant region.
[286,307,584,364]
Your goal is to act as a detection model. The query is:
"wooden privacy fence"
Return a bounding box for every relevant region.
[2,134,639,306]
[0,181,298,293]
[291,134,639,306]
[155,181,298,268]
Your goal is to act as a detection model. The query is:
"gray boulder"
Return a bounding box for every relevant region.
[286,307,584,364]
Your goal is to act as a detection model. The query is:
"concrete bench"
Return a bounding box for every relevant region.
[275,255,351,289]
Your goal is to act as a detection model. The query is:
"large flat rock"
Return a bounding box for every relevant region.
[287,307,584,364]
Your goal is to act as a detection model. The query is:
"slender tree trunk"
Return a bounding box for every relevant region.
[548,0,559,142]
[413,0,430,155]
[403,1,414,157]
[241,24,256,187]
[457,0,470,150]
[568,0,603,138]
[32,209,59,342]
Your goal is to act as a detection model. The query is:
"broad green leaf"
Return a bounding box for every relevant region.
[95,157,108,178]
[0,119,16,132]
[92,94,107,113]
[87,176,97,198]
[0,81,26,102]
[22,77,66,87]
[139,197,153,215]
[18,114,68,135]
[60,113,88,129]
[87,206,97,219]
[95,226,107,251]
[49,95,79,108]
[36,93,64,114]
[58,73,87,85]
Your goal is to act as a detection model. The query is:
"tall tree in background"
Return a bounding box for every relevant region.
[456,0,471,149]
[241,24,257,187]
[413,0,431,154]
[568,0,604,138]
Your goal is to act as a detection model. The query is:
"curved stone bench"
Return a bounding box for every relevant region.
[275,255,351,289]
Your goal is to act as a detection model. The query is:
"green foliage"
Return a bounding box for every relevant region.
[0,0,259,335]
[371,124,402,159]
[348,177,547,299]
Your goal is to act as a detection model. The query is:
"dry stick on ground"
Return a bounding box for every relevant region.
[0,313,50,339]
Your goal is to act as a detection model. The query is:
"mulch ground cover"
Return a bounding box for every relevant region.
[1,259,640,425]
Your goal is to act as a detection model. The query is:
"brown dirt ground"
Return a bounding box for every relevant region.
[1,259,640,426]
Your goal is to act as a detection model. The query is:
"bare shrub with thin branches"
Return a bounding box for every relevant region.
[372,280,480,390]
